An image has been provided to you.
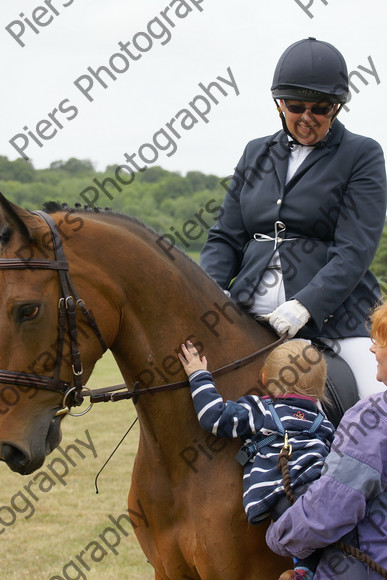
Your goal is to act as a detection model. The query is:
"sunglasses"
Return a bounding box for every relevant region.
[284,101,334,116]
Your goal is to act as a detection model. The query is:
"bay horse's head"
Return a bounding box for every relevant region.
[0,194,107,474]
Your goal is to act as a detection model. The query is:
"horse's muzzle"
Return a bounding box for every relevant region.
[1,442,45,475]
[0,416,62,475]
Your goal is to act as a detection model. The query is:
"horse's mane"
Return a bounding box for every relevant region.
[42,201,173,245]
[40,201,219,287]
[42,201,147,229]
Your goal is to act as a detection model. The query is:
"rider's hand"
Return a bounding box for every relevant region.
[178,341,207,377]
[261,299,311,338]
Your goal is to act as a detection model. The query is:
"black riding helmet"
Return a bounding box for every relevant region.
[271,38,349,144]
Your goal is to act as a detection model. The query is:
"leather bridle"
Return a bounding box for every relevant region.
[0,211,107,417]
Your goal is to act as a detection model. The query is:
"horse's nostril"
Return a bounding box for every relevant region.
[2,443,26,462]
[1,443,29,474]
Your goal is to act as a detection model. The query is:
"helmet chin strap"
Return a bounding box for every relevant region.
[274,99,343,148]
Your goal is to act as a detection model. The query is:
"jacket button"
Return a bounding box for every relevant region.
[276,199,282,205]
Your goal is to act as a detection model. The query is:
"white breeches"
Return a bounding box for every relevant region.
[319,337,385,399]
[249,262,385,399]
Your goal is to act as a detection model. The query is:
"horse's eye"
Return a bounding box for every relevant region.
[19,304,40,322]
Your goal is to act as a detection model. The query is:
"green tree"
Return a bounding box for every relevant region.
[371,224,387,293]
[137,166,169,183]
[50,158,95,175]
[0,156,35,183]
[153,174,194,205]
[186,171,219,191]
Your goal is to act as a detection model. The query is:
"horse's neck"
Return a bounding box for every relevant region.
[105,236,272,446]
[109,240,264,384]
[67,215,272,444]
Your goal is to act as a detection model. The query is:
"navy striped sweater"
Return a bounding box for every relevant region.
[188,369,335,523]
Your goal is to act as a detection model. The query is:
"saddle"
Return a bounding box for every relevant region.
[313,341,359,428]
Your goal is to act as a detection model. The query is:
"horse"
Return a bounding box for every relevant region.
[0,193,291,579]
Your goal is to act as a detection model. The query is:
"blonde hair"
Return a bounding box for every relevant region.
[261,340,327,401]
[370,301,387,347]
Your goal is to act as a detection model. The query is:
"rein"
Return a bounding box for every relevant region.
[0,208,286,415]
[84,333,288,404]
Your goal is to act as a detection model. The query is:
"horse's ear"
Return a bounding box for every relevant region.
[0,192,34,243]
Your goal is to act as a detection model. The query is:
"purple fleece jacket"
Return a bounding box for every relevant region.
[266,391,387,580]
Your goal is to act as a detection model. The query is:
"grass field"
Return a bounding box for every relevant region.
[0,352,154,580]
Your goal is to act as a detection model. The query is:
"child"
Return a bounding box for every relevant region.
[179,339,335,580]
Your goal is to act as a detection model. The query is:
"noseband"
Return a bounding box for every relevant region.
[0,211,107,417]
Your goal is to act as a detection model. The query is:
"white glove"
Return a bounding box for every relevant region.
[262,299,311,338]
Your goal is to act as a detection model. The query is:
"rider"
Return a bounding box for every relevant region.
[200,37,387,399]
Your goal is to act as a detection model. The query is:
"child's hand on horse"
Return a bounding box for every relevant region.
[178,340,207,376]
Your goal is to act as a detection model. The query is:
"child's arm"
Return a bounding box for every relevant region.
[178,340,264,438]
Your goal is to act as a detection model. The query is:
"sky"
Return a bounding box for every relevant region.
[0,0,386,178]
